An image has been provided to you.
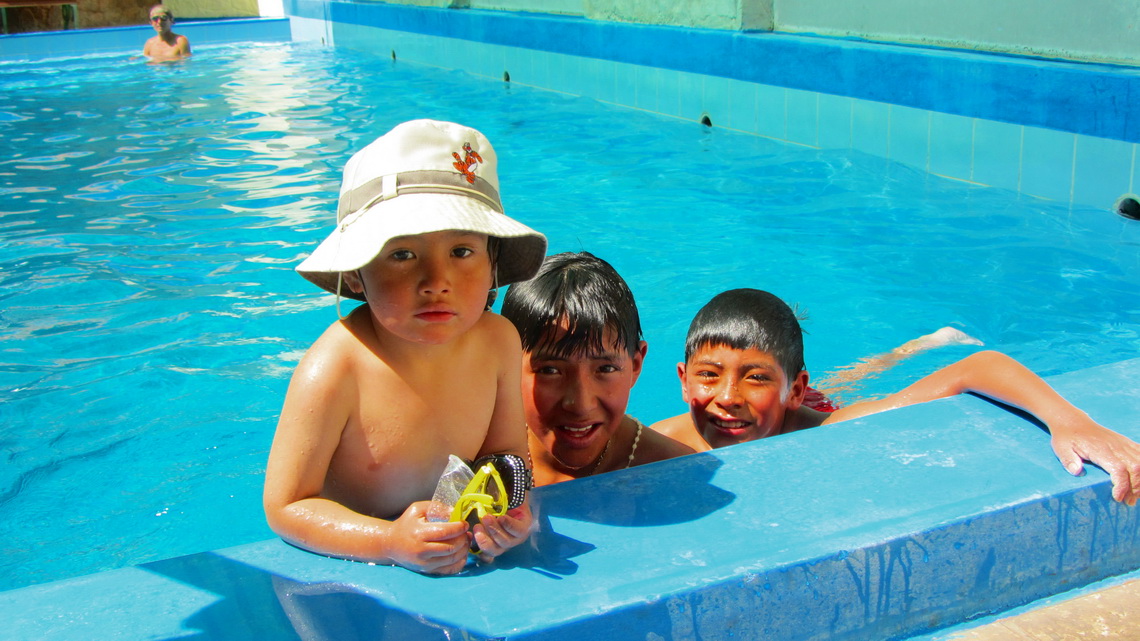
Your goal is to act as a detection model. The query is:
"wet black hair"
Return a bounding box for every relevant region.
[501,252,642,358]
[684,288,805,382]
[485,236,501,310]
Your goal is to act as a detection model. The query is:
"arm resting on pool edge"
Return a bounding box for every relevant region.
[812,326,983,399]
[823,350,1140,506]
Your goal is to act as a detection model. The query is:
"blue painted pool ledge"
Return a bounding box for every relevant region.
[6,358,1140,641]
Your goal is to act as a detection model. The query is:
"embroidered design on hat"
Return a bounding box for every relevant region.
[451,143,483,184]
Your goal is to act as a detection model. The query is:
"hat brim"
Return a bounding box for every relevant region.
[296,193,547,301]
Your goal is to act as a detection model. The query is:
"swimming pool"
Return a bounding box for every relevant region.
[2,39,1138,592]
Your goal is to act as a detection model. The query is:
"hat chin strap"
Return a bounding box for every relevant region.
[336,272,349,321]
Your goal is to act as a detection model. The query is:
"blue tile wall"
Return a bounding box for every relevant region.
[679,71,707,124]
[972,119,1023,193]
[816,93,853,150]
[726,78,757,133]
[851,98,889,159]
[1073,135,1135,210]
[1132,152,1140,200]
[928,111,974,181]
[702,73,732,126]
[755,83,786,140]
[785,88,818,147]
[888,104,931,172]
[1021,127,1077,203]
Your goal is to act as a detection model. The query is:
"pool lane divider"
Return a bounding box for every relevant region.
[3,357,1140,640]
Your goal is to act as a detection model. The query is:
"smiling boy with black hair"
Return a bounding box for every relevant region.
[651,288,1140,505]
[501,252,695,485]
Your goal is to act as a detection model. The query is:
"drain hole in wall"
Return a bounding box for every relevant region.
[503,71,511,83]
[700,114,713,127]
[391,50,397,61]
[1116,195,1140,220]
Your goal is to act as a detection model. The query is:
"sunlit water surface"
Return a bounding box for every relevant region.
[2,42,1138,590]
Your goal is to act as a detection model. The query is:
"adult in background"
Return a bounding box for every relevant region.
[143,4,191,61]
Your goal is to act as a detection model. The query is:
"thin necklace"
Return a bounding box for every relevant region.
[536,425,612,473]
[550,437,609,474]
[624,419,643,469]
[539,417,643,476]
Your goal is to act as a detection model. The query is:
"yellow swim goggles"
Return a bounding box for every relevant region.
[448,453,531,527]
[450,461,510,526]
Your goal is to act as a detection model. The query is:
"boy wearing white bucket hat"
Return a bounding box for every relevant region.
[265,120,547,574]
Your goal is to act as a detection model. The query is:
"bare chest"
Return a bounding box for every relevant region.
[324,358,500,517]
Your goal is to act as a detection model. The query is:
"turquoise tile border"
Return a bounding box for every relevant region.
[1021,127,1076,203]
[851,98,889,158]
[1073,135,1135,209]
[703,73,732,126]
[973,119,1023,193]
[726,78,757,133]
[817,93,853,150]
[756,83,786,140]
[785,88,819,147]
[1132,148,1140,199]
[928,111,974,181]
[889,104,931,172]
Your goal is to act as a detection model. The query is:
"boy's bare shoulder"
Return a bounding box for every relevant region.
[649,414,709,452]
[634,425,697,465]
[471,311,523,353]
[290,314,375,387]
[649,414,691,438]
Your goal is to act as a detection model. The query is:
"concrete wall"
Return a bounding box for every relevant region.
[472,0,583,15]
[2,0,149,31]
[373,0,1138,65]
[165,0,259,19]
[775,0,1140,67]
[585,0,765,31]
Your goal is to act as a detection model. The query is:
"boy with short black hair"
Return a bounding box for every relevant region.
[264,120,547,574]
[501,252,694,485]
[651,288,1140,505]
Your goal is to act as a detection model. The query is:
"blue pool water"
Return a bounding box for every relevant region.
[2,41,1138,592]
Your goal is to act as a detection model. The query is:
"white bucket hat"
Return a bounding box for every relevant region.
[296,119,547,301]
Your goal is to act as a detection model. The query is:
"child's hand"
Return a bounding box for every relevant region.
[389,501,472,574]
[1050,416,1140,506]
[471,503,535,563]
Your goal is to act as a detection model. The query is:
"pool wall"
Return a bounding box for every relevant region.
[451,0,1139,66]
[285,0,1140,212]
[5,358,1140,640]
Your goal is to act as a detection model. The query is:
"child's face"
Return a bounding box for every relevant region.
[345,230,493,345]
[522,326,646,471]
[678,344,805,449]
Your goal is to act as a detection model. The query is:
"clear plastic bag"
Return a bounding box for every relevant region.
[426,455,475,522]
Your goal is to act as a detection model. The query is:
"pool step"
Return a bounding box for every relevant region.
[4,358,1140,640]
